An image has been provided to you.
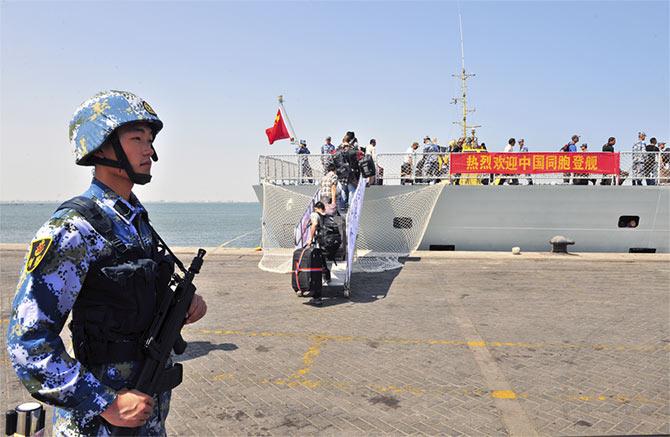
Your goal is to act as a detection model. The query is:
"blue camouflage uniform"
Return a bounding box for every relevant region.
[632,138,647,183]
[7,90,170,436]
[7,179,170,436]
[424,142,440,177]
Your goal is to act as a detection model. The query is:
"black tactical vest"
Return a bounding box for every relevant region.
[56,197,174,366]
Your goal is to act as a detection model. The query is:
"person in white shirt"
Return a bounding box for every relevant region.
[401,142,419,184]
[500,138,518,185]
[503,137,516,153]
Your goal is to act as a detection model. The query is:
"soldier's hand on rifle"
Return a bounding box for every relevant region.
[185,293,207,324]
[101,388,155,427]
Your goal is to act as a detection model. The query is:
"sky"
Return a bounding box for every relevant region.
[1,0,668,202]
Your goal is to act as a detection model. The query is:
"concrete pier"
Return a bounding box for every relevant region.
[2,246,669,436]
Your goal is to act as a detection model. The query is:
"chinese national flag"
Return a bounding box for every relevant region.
[265,109,290,145]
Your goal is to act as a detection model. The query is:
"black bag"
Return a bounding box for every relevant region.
[359,155,376,178]
[291,247,323,293]
[347,149,361,177]
[336,162,351,182]
[318,215,342,258]
[333,151,351,181]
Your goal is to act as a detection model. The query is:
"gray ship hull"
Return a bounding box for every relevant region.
[253,185,670,253]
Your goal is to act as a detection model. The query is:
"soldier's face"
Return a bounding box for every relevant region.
[117,123,155,176]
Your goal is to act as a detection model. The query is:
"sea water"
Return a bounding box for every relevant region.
[0,202,261,248]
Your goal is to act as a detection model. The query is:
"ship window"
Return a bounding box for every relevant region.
[393,217,413,229]
[618,216,639,228]
[430,245,455,251]
[629,248,656,253]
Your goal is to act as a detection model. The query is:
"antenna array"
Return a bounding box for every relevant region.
[451,13,481,141]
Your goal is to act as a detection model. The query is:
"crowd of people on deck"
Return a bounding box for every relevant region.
[295,131,373,213]
[293,131,669,187]
[552,132,669,186]
[293,129,668,306]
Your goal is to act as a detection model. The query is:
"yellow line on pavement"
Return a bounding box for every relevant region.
[271,335,328,389]
[293,335,326,378]
[214,371,661,406]
[189,328,670,353]
[492,390,518,399]
[568,393,664,405]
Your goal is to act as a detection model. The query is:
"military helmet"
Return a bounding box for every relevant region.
[69,90,163,166]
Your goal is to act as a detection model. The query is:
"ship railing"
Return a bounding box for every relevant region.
[258,151,670,186]
[258,154,336,185]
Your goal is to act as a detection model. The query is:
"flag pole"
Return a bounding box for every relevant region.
[277,95,298,144]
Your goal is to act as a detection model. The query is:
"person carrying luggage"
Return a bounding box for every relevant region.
[305,201,342,305]
[319,162,339,215]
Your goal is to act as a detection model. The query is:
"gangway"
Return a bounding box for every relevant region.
[292,174,367,297]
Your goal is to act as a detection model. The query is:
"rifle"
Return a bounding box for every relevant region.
[110,245,206,436]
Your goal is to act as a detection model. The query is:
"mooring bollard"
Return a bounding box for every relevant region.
[550,235,575,254]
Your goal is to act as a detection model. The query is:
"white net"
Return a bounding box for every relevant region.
[258,182,445,274]
[352,183,445,272]
[258,183,313,273]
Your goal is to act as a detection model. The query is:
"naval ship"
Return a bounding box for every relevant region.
[254,177,670,254]
[254,17,669,255]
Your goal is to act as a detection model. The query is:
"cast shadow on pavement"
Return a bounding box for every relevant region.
[316,258,409,307]
[175,341,238,362]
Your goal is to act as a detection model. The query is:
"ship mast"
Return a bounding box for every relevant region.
[451,13,480,141]
[277,95,298,144]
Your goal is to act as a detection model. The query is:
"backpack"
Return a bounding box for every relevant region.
[560,144,570,152]
[318,214,342,257]
[350,149,362,169]
[333,151,351,182]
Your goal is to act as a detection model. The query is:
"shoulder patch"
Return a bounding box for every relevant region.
[26,237,53,273]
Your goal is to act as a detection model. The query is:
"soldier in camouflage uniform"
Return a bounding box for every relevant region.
[632,131,647,186]
[6,90,207,436]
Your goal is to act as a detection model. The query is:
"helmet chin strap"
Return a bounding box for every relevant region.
[90,134,157,185]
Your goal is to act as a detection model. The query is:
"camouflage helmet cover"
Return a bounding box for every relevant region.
[69,90,163,165]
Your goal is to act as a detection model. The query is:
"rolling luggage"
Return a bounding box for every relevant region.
[292,247,323,294]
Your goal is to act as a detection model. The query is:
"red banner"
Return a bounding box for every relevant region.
[449,152,620,175]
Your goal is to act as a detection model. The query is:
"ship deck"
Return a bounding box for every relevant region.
[2,246,669,436]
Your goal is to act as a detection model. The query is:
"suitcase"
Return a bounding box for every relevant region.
[292,247,323,293]
[359,155,376,178]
